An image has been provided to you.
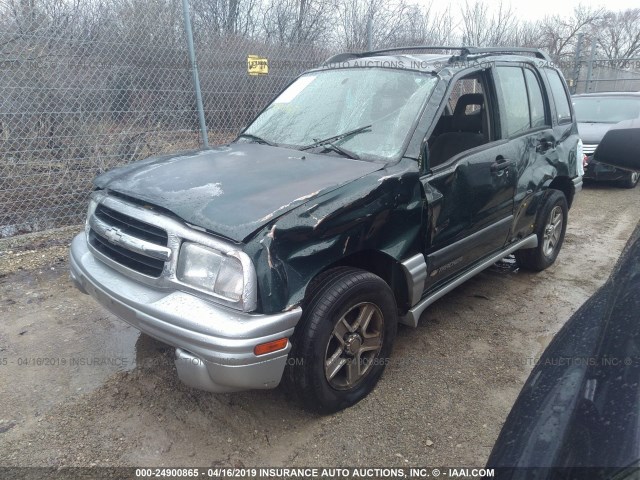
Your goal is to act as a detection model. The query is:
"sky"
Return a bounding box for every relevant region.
[427,0,638,21]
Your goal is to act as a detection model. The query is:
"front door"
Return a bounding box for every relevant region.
[422,142,517,288]
[419,68,517,290]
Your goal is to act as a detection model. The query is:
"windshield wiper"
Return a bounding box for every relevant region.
[236,133,278,147]
[301,125,372,151]
[314,141,360,159]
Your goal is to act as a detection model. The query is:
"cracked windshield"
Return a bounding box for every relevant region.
[243,68,437,161]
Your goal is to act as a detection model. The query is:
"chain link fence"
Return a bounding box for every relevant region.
[571,58,640,94]
[0,34,198,237]
[0,4,330,237]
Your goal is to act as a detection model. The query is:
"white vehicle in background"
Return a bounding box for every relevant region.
[573,91,640,188]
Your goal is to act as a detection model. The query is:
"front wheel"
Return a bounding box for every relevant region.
[515,190,568,272]
[283,267,397,413]
[620,171,639,189]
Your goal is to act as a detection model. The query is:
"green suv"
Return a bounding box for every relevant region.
[70,47,582,412]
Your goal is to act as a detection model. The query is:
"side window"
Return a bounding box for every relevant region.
[524,69,547,128]
[426,72,492,169]
[544,69,572,124]
[448,77,484,113]
[495,67,530,137]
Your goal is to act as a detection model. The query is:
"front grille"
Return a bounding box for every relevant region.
[95,204,168,245]
[583,143,597,155]
[89,230,165,277]
[89,204,168,277]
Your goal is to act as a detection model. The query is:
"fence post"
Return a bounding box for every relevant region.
[586,37,597,94]
[181,0,209,148]
[571,32,584,94]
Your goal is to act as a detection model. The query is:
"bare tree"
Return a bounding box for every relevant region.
[190,0,259,38]
[510,20,545,49]
[331,0,416,50]
[537,5,603,61]
[460,0,517,47]
[386,3,457,47]
[596,8,640,63]
[261,0,331,45]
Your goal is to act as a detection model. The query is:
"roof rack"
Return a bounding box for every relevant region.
[322,46,551,66]
[323,46,464,65]
[463,47,551,62]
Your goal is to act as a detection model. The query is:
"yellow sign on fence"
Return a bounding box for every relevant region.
[247,55,268,76]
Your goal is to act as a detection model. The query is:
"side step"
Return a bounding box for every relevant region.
[400,234,538,327]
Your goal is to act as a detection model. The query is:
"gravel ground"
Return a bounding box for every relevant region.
[0,183,639,468]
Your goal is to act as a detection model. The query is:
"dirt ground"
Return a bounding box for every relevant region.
[0,183,639,468]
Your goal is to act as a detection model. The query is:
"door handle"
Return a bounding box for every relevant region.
[491,157,513,173]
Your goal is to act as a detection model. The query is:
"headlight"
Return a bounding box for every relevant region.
[177,242,245,303]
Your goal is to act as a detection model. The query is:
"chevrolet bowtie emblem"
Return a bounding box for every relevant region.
[104,227,123,244]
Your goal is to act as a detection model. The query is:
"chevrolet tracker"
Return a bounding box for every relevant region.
[70,46,583,412]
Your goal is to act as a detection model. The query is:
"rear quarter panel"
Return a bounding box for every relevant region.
[511,66,580,239]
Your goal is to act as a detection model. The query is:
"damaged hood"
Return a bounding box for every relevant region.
[94,143,383,242]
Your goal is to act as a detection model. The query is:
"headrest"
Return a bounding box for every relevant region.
[453,93,485,117]
[452,93,484,133]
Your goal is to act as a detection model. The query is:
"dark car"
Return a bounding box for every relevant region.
[573,91,640,188]
[487,123,640,477]
[69,46,583,413]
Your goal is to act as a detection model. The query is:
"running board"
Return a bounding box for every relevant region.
[400,234,538,327]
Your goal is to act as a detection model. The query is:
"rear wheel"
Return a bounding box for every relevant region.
[515,190,568,272]
[283,267,397,413]
[620,171,639,189]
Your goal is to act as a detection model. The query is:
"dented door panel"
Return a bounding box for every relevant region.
[420,140,517,289]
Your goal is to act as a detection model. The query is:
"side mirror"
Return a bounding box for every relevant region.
[593,118,640,172]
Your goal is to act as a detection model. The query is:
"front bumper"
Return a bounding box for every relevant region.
[69,234,302,392]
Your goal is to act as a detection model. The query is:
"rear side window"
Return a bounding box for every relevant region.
[524,69,547,128]
[545,69,572,124]
[495,66,530,137]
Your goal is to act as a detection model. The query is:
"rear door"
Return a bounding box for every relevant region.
[493,64,559,239]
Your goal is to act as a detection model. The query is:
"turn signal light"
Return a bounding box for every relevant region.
[254,338,288,356]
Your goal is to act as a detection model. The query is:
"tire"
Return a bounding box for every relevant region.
[620,171,639,189]
[283,267,398,413]
[515,190,568,272]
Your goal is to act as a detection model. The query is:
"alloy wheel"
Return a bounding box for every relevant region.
[324,302,384,390]
[543,205,563,257]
